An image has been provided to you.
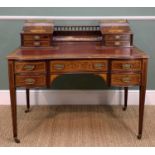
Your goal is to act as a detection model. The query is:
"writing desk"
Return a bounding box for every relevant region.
[7,42,148,143]
[7,22,149,143]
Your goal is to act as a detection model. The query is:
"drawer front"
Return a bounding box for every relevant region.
[15,75,46,87]
[50,60,108,73]
[104,34,130,40]
[23,34,51,41]
[111,74,140,86]
[104,41,131,47]
[23,41,51,47]
[111,60,141,71]
[15,61,46,73]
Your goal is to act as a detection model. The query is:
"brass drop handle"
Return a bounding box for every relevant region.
[54,64,65,70]
[94,63,104,69]
[115,35,121,39]
[23,65,35,71]
[25,78,35,85]
[114,41,120,46]
[34,35,40,40]
[122,77,131,83]
[122,64,131,70]
[34,42,40,46]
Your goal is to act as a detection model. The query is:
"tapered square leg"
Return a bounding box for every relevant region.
[123,87,128,111]
[25,89,30,113]
[8,61,20,143]
[137,85,146,139]
[137,59,147,139]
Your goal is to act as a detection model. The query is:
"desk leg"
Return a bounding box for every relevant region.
[8,61,20,143]
[25,89,30,113]
[123,87,128,111]
[137,59,147,139]
[137,85,146,139]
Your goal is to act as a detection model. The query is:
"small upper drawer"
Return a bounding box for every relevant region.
[50,60,108,73]
[22,34,51,41]
[104,34,131,40]
[23,40,51,47]
[111,74,140,86]
[15,61,46,73]
[111,60,141,71]
[104,41,131,47]
[15,75,46,87]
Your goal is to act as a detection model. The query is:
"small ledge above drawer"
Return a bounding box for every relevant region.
[50,60,108,73]
[15,61,46,73]
[111,60,141,71]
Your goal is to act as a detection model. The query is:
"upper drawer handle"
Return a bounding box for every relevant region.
[34,35,40,40]
[94,63,105,69]
[115,35,121,39]
[54,64,65,70]
[34,42,40,46]
[114,41,121,46]
[25,78,35,85]
[23,65,35,71]
[122,64,131,70]
[122,77,131,83]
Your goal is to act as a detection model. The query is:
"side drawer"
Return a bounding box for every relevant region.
[111,60,141,71]
[15,61,46,73]
[50,60,108,73]
[23,40,51,47]
[104,34,130,40]
[104,41,131,47]
[15,75,46,87]
[23,34,51,41]
[111,74,141,86]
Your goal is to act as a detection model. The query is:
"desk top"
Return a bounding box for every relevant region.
[7,42,148,60]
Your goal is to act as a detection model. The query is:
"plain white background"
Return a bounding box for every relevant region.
[0,0,155,7]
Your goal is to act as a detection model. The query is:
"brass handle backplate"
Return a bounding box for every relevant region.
[34,35,40,40]
[122,64,131,70]
[122,77,131,83]
[114,41,121,46]
[23,65,35,71]
[34,42,40,46]
[54,64,65,70]
[94,63,105,69]
[25,78,35,85]
[115,35,121,39]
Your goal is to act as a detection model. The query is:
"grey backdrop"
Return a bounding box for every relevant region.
[0,7,155,89]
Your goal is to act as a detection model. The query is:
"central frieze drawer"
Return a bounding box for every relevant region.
[111,74,141,86]
[50,60,108,73]
[111,60,141,71]
[15,61,46,73]
[15,75,46,87]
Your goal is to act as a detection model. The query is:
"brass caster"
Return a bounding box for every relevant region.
[137,134,142,140]
[122,107,127,111]
[25,109,30,113]
[14,137,20,143]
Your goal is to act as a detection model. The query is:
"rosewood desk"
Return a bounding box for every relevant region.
[7,42,148,143]
[7,21,149,143]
